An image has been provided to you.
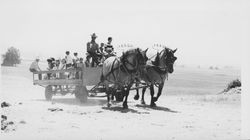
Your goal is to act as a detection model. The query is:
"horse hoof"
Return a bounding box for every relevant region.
[150,103,157,107]
[123,103,128,109]
[134,95,139,100]
[141,100,146,105]
[107,103,111,108]
[153,97,158,102]
[123,105,128,109]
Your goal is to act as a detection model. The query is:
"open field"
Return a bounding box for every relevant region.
[1,62,241,140]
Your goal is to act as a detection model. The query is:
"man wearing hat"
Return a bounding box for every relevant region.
[29,57,42,80]
[86,33,102,67]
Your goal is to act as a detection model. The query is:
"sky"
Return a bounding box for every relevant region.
[0,0,249,67]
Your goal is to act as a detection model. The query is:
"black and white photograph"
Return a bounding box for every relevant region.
[1,0,249,140]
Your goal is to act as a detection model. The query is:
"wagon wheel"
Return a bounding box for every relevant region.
[45,85,53,101]
[75,85,88,103]
[115,90,124,102]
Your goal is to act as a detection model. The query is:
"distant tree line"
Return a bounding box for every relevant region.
[1,47,21,66]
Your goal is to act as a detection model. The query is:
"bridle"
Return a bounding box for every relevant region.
[147,48,176,84]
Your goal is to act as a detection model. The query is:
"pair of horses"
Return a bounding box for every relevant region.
[100,47,177,109]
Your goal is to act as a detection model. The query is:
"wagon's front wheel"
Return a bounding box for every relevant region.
[115,90,124,102]
[45,85,53,101]
[75,86,88,103]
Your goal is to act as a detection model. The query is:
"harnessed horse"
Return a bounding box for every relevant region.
[101,48,148,109]
[134,47,177,107]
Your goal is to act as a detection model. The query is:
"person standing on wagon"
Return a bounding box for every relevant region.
[29,57,42,80]
[73,52,80,68]
[65,51,73,69]
[86,33,102,67]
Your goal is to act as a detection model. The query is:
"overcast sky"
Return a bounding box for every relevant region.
[0,0,249,67]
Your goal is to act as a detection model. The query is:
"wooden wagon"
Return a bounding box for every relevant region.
[32,66,105,103]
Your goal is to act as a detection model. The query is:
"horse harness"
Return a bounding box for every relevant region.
[102,57,140,86]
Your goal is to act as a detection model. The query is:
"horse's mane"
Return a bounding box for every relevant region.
[152,52,160,66]
[120,48,141,61]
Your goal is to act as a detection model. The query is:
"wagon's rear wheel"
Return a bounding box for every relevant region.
[45,85,53,101]
[75,85,88,103]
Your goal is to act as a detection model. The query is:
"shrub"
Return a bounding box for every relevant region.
[224,79,241,92]
[1,47,21,66]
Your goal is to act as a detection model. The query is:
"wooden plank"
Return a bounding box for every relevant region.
[33,68,83,74]
[33,66,103,86]
[33,79,83,86]
[83,67,103,85]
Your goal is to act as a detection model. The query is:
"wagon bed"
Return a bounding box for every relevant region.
[32,66,103,102]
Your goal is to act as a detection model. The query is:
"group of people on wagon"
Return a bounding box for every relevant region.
[86,33,116,67]
[29,33,116,79]
[29,51,85,80]
[46,51,84,71]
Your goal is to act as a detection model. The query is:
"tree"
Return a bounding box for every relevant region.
[1,47,21,66]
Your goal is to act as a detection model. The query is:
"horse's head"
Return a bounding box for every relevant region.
[137,48,148,66]
[163,48,177,73]
[154,47,177,73]
[121,48,148,72]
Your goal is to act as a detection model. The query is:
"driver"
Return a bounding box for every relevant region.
[86,33,102,67]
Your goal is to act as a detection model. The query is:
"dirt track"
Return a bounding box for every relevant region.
[1,65,240,140]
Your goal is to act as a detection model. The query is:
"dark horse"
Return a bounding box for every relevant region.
[134,47,177,107]
[101,48,148,109]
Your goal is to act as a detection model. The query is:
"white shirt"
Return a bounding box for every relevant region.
[65,55,73,64]
[30,61,40,70]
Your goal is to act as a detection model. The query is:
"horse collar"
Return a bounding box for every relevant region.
[152,65,168,74]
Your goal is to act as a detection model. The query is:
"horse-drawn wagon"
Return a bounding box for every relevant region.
[32,46,177,109]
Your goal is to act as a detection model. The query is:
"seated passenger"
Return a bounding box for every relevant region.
[55,59,61,79]
[29,57,42,80]
[46,58,54,79]
[60,59,66,70]
[58,59,66,79]
[75,58,84,79]
[104,37,116,59]
[47,58,55,70]
[73,52,80,68]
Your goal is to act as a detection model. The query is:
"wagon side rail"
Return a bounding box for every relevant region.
[33,68,84,86]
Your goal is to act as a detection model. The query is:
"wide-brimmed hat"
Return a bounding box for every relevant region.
[91,33,97,38]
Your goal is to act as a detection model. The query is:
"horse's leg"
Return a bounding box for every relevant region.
[141,87,147,104]
[106,87,111,107]
[134,83,140,100]
[153,83,164,102]
[111,92,114,100]
[123,85,131,109]
[149,85,156,107]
